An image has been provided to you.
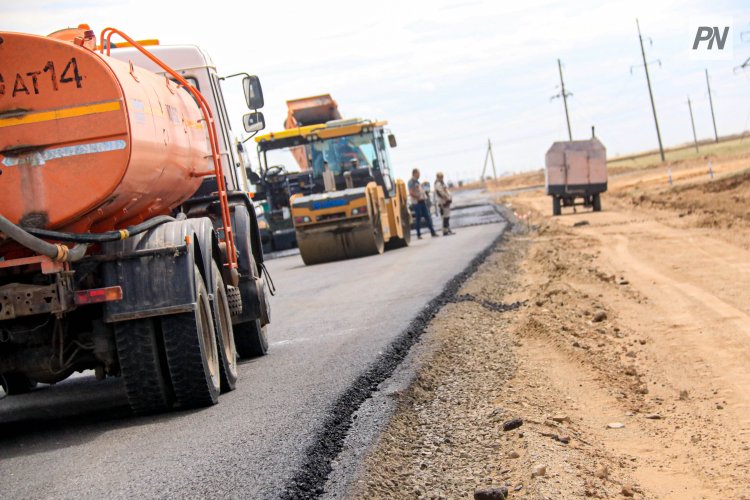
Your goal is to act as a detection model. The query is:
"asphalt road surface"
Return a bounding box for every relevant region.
[0,196,506,499]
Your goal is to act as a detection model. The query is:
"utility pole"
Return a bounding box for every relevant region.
[480,138,497,181]
[551,58,573,141]
[705,69,719,143]
[687,96,699,153]
[635,19,665,162]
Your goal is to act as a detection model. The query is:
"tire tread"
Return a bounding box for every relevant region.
[114,319,173,414]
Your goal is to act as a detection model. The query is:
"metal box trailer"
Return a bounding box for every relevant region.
[545,137,607,216]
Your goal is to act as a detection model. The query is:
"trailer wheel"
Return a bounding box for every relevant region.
[114,318,174,414]
[161,265,220,408]
[0,372,37,396]
[593,194,602,212]
[210,261,238,393]
[234,319,268,358]
[552,196,562,216]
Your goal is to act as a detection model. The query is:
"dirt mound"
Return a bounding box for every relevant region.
[614,168,750,242]
[691,168,750,193]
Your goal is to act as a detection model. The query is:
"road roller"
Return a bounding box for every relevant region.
[255,118,411,265]
[0,25,272,414]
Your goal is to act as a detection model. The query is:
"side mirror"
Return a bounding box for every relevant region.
[243,111,265,133]
[388,134,397,148]
[246,168,261,184]
[242,75,264,109]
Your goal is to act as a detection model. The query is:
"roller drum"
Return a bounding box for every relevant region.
[296,218,384,265]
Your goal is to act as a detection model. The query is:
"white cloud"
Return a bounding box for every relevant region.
[3,0,749,182]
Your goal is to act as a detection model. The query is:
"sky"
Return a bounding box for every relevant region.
[3,0,750,184]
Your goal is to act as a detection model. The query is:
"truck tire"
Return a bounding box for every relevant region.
[552,196,562,216]
[0,372,37,396]
[210,261,238,393]
[114,318,174,414]
[234,319,268,358]
[161,265,220,408]
[593,193,602,212]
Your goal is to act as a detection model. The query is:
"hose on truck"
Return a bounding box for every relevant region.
[0,214,87,262]
[21,215,175,243]
[0,214,174,262]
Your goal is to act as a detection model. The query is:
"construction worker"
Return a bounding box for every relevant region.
[322,161,336,192]
[408,168,438,239]
[434,172,454,235]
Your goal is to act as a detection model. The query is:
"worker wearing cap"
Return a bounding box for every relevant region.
[408,168,438,239]
[434,172,454,235]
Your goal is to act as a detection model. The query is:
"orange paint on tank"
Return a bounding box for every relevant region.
[0,31,210,233]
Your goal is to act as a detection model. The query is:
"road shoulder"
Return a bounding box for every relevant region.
[351,198,750,498]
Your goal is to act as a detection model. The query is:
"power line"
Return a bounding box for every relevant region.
[705,69,719,143]
[633,18,665,162]
[551,58,573,141]
[687,96,699,153]
[480,138,497,180]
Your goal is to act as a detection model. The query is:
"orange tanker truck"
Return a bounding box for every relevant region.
[0,26,272,414]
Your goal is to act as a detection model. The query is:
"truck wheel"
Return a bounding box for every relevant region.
[161,265,220,408]
[210,261,238,393]
[114,318,174,414]
[0,372,37,396]
[234,319,268,358]
[552,196,562,216]
[593,194,602,212]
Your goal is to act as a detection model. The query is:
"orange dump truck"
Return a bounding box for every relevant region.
[284,94,342,170]
[0,26,271,413]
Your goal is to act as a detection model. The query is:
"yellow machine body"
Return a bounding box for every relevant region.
[256,118,410,265]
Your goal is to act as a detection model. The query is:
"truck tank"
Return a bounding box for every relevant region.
[0,31,210,235]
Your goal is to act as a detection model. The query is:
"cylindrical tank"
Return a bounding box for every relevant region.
[0,31,210,234]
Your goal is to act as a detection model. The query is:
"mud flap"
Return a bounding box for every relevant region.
[102,219,214,322]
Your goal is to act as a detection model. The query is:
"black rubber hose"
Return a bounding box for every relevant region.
[0,214,70,261]
[21,215,174,243]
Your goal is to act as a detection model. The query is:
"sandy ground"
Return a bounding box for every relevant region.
[353,151,750,498]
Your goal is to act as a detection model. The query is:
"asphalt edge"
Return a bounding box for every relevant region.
[281,208,514,499]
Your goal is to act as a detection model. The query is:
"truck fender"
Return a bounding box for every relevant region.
[182,217,222,293]
[244,200,265,266]
[231,204,262,277]
[229,204,270,325]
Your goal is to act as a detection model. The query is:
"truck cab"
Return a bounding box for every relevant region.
[108,44,261,195]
